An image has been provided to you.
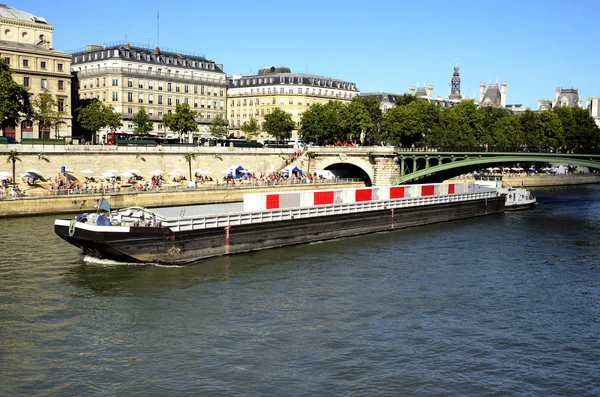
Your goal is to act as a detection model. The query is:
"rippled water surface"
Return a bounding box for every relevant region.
[1,186,599,396]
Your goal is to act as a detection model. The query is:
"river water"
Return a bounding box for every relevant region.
[0,186,599,396]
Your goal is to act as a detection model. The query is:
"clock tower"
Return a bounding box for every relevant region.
[449,64,462,101]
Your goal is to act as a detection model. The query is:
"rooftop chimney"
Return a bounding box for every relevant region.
[479,82,486,102]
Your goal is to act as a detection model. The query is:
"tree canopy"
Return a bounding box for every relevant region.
[31,89,66,138]
[241,117,260,140]
[132,107,154,134]
[162,103,198,142]
[77,99,122,135]
[0,58,33,132]
[263,108,295,141]
[209,115,228,138]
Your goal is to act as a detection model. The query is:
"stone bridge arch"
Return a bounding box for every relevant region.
[312,154,375,185]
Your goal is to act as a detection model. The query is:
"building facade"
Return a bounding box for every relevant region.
[537,88,582,111]
[587,97,600,128]
[0,4,72,140]
[227,66,359,139]
[70,43,227,142]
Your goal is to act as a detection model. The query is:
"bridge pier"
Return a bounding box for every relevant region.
[372,155,400,186]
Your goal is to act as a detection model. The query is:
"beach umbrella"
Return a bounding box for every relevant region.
[101,172,115,177]
[0,175,8,180]
[81,169,95,174]
[200,170,212,175]
[121,172,134,177]
[105,169,119,173]
[26,169,41,174]
[64,167,74,173]
[266,168,277,173]
[0,171,11,176]
[128,168,141,174]
[149,170,164,176]
[168,170,181,176]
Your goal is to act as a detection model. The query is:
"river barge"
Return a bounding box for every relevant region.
[54,183,505,265]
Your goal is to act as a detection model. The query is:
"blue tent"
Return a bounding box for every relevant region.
[283,165,302,177]
[225,165,247,179]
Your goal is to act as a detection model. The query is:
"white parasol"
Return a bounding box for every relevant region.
[121,172,134,177]
[168,170,181,176]
[101,171,115,177]
[81,169,95,174]
[105,169,119,173]
[128,168,141,174]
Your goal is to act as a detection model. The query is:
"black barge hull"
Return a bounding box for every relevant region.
[55,197,505,265]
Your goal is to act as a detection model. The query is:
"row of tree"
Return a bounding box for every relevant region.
[298,94,600,150]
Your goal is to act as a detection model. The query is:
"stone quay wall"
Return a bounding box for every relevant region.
[0,145,297,181]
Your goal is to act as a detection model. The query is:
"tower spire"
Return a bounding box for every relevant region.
[449,63,462,101]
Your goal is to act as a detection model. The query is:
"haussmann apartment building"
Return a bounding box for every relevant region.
[0,4,72,141]
[70,42,227,143]
[227,66,359,139]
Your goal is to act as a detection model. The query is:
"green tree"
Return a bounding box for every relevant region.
[77,99,123,139]
[449,100,483,147]
[322,100,351,143]
[382,100,440,147]
[538,110,564,149]
[347,96,382,144]
[240,117,260,140]
[183,152,195,181]
[0,58,33,134]
[131,107,154,134]
[347,97,374,144]
[31,89,58,138]
[6,150,21,189]
[263,108,295,141]
[517,109,542,147]
[300,103,329,145]
[209,114,229,138]
[571,106,600,151]
[394,94,419,107]
[105,108,123,132]
[477,106,510,147]
[162,103,198,143]
[491,116,523,147]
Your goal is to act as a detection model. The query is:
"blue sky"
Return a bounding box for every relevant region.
[14,0,600,109]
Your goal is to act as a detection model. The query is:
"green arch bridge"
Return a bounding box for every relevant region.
[393,150,600,184]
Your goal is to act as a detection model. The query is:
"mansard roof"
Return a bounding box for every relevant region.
[481,84,501,106]
[361,92,400,103]
[228,69,358,91]
[0,4,47,24]
[70,43,224,74]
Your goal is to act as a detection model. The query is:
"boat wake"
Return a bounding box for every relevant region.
[82,255,183,268]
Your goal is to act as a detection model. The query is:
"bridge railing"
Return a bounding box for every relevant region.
[394,146,600,154]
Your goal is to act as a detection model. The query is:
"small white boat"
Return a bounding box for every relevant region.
[473,177,536,211]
